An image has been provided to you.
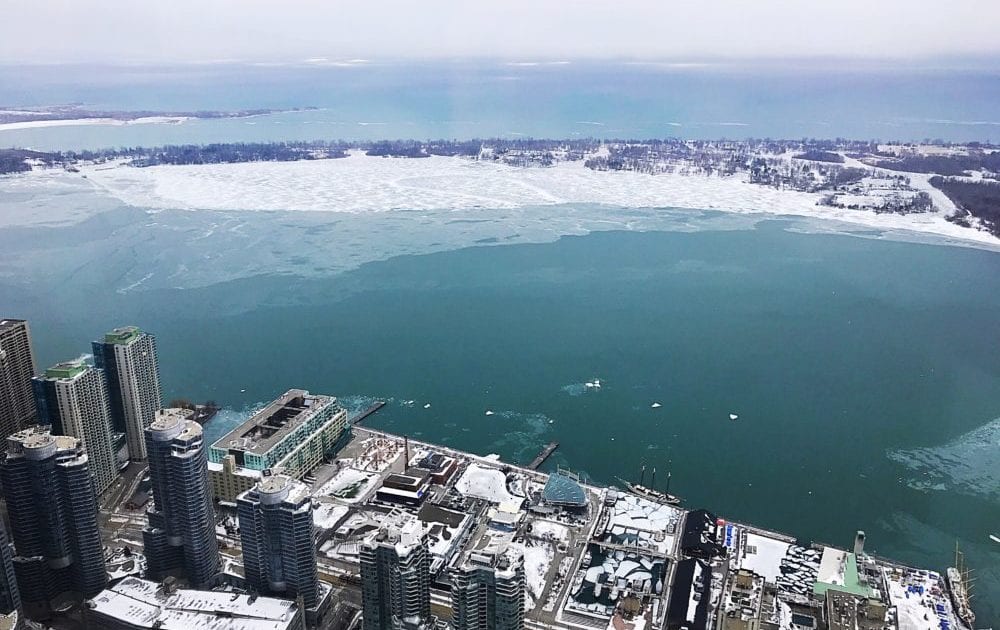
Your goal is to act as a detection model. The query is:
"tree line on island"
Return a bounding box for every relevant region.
[930,176,1000,236]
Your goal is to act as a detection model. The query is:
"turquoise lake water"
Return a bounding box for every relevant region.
[2,208,998,623]
[2,60,1000,621]
[3,61,1000,150]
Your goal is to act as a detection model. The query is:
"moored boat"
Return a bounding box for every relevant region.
[616,477,681,505]
[947,543,975,629]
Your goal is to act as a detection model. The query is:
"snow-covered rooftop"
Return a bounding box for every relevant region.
[88,576,300,630]
[455,463,518,504]
[740,532,791,584]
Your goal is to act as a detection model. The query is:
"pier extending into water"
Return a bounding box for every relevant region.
[349,400,387,426]
[528,441,559,470]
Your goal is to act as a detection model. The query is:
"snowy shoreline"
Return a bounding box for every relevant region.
[0,116,192,131]
[2,152,999,251]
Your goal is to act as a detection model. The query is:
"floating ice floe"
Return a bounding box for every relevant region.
[990,534,1000,544]
[651,402,662,409]
[485,410,494,416]
[729,413,739,420]
[424,403,431,409]
[584,378,602,389]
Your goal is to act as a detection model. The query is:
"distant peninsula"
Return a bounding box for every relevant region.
[0,104,317,130]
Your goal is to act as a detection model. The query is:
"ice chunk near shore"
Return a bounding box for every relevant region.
[651,402,662,409]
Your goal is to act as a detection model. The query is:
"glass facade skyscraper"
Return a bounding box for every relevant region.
[142,408,220,587]
[0,427,107,615]
[237,474,319,608]
[92,326,162,462]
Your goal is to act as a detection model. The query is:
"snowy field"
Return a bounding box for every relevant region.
[516,540,555,610]
[63,154,999,248]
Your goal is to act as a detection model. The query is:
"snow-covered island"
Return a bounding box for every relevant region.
[2,137,999,247]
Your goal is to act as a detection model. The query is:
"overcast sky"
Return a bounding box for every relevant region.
[3,0,1000,65]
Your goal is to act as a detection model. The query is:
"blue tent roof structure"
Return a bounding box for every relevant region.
[543,470,587,507]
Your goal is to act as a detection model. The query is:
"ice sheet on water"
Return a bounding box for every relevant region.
[490,410,554,464]
[886,417,1000,501]
[561,383,588,397]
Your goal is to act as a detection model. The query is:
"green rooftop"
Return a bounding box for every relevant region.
[104,325,141,345]
[813,552,873,598]
[45,360,88,379]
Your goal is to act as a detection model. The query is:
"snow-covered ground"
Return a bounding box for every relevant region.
[882,565,961,630]
[530,519,571,545]
[68,154,999,248]
[455,463,518,504]
[516,540,556,610]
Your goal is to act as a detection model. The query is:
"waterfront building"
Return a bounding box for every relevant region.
[32,358,118,495]
[87,576,304,630]
[92,326,162,461]
[0,427,107,616]
[451,533,526,630]
[360,515,432,630]
[208,389,347,501]
[0,522,19,616]
[0,319,37,441]
[375,470,431,506]
[209,453,261,504]
[142,408,220,587]
[237,474,319,609]
[541,469,587,509]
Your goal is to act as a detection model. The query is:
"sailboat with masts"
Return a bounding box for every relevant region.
[616,463,682,505]
[946,541,975,628]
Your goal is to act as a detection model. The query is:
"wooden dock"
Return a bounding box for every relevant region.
[349,400,387,426]
[528,441,559,470]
